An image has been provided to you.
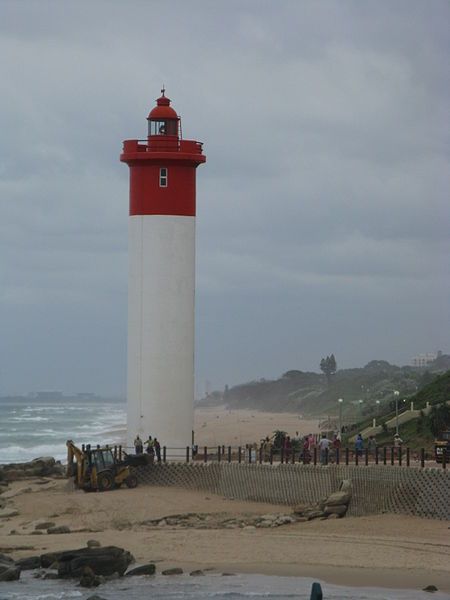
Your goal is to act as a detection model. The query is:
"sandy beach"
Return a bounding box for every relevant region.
[194,407,319,447]
[1,478,449,593]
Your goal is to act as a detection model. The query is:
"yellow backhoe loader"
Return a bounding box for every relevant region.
[66,440,138,492]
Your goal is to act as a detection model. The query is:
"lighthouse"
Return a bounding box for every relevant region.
[120,90,206,452]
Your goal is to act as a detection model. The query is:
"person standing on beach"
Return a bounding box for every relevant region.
[318,433,331,465]
[154,438,161,462]
[145,435,155,458]
[283,436,292,461]
[302,436,311,463]
[393,433,403,457]
[332,434,341,462]
[355,433,364,457]
[262,437,272,462]
[394,433,403,447]
[134,435,143,455]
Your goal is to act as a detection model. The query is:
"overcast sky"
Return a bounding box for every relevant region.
[0,0,449,396]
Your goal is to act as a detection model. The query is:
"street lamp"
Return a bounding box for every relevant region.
[375,399,380,416]
[394,390,400,435]
[338,398,343,435]
[358,399,363,416]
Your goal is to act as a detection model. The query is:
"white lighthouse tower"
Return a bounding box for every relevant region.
[120,90,206,452]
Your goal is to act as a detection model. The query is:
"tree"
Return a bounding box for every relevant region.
[426,403,450,437]
[320,354,337,385]
[272,430,287,449]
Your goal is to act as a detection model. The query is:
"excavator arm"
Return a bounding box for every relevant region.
[66,439,86,483]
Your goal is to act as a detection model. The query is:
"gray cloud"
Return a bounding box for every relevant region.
[0,1,448,395]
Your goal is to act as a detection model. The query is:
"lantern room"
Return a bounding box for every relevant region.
[147,88,180,138]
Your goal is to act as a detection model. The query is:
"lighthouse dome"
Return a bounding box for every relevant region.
[147,89,178,120]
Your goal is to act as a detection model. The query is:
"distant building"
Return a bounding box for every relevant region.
[35,391,63,400]
[411,352,440,367]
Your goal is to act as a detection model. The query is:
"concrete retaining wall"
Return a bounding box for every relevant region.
[135,463,450,520]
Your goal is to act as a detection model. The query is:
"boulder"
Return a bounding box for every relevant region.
[53,546,134,578]
[304,510,326,521]
[162,567,183,575]
[87,540,101,548]
[41,551,62,568]
[0,553,14,564]
[47,525,70,534]
[0,558,21,581]
[0,508,19,518]
[324,491,351,506]
[292,504,310,515]
[190,569,205,576]
[324,504,348,517]
[35,521,55,530]
[0,565,21,581]
[274,515,295,526]
[0,457,64,481]
[3,470,23,482]
[125,563,156,577]
[258,520,273,528]
[339,479,352,493]
[15,555,41,570]
[423,585,438,592]
[79,565,102,588]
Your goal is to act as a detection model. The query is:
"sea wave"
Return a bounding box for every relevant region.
[8,416,49,422]
[0,434,126,464]
[0,443,67,463]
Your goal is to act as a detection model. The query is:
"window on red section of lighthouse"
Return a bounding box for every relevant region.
[159,167,168,187]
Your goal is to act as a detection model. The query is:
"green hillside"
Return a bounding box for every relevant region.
[343,371,450,452]
[198,357,450,425]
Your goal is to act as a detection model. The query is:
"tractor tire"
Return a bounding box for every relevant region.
[125,474,138,489]
[97,470,114,492]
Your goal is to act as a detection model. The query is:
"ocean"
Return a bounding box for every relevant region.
[0,397,448,599]
[1,571,449,600]
[0,396,126,464]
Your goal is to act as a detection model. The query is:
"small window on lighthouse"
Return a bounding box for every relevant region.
[159,167,168,187]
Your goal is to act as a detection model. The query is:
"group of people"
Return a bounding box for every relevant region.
[133,434,161,462]
[258,432,341,464]
[316,433,341,464]
[354,432,403,457]
[132,430,406,466]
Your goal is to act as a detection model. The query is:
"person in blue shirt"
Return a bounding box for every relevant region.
[355,433,364,457]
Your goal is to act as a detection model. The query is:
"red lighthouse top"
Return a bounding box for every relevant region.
[121,89,205,159]
[147,89,180,137]
[120,90,205,217]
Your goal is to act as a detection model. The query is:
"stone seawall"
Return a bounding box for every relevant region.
[135,463,450,520]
